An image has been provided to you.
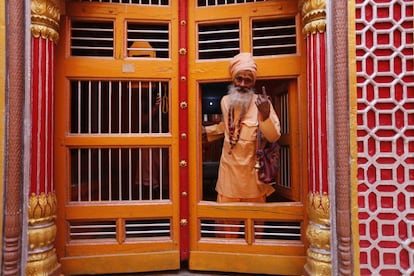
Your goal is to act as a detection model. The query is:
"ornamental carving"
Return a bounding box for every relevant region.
[26,249,60,276]
[307,192,330,226]
[304,192,331,275]
[306,222,330,250]
[28,221,57,250]
[301,0,326,35]
[305,249,332,276]
[28,192,57,225]
[27,192,60,275]
[31,0,60,43]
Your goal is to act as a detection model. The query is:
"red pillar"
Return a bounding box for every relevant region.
[30,37,55,195]
[301,1,331,275]
[26,0,61,274]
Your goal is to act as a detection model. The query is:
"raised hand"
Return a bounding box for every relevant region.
[255,86,270,120]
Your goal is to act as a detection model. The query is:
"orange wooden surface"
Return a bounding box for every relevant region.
[54,1,307,275]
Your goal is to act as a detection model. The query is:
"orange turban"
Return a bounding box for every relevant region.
[229,52,257,82]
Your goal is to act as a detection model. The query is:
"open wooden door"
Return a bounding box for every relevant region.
[54,1,308,275]
[187,1,308,275]
[54,1,181,274]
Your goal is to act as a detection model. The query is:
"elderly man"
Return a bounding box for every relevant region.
[204,52,281,206]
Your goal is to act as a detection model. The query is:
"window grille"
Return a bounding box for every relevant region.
[200,219,301,240]
[127,22,170,58]
[71,21,114,57]
[70,147,170,201]
[198,22,240,59]
[125,219,171,238]
[277,92,291,188]
[279,145,290,189]
[200,219,245,239]
[76,0,169,5]
[252,18,297,56]
[70,80,169,134]
[69,219,172,241]
[70,220,117,240]
[280,92,289,135]
[254,221,301,240]
[197,0,266,7]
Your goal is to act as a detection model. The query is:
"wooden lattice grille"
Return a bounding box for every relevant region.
[356,0,414,274]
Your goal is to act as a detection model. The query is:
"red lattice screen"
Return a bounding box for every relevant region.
[356,0,413,275]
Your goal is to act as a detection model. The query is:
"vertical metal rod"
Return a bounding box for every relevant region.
[285,93,288,133]
[109,148,112,201]
[149,81,153,133]
[88,148,91,201]
[128,148,132,200]
[128,81,132,133]
[77,150,81,201]
[109,81,112,133]
[88,81,91,133]
[139,82,142,133]
[98,81,102,134]
[118,82,121,133]
[158,82,162,132]
[159,148,163,200]
[118,149,122,200]
[98,148,102,201]
[139,148,142,200]
[78,81,81,133]
[149,148,153,200]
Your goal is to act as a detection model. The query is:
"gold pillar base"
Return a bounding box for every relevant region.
[304,248,331,276]
[304,192,331,275]
[26,248,61,276]
[27,193,61,276]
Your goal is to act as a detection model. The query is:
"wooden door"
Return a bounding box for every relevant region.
[187,1,308,275]
[54,1,181,275]
[54,1,308,275]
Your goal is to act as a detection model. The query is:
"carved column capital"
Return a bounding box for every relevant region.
[301,0,326,36]
[31,0,60,43]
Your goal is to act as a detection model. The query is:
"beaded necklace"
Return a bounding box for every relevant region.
[228,106,246,154]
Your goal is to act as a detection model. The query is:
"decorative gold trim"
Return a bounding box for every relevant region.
[31,0,60,43]
[307,192,330,226]
[301,0,326,36]
[26,248,60,276]
[28,222,57,250]
[306,222,330,251]
[28,192,57,224]
[27,192,61,275]
[304,192,331,275]
[305,248,331,276]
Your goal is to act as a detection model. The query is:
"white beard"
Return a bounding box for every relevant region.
[227,84,254,112]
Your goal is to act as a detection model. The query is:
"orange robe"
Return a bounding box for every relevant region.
[205,94,281,199]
